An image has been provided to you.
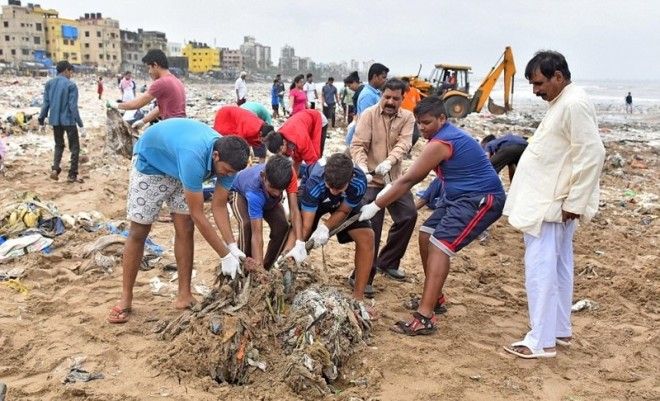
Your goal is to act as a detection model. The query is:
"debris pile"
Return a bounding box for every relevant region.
[105,108,137,158]
[153,258,372,397]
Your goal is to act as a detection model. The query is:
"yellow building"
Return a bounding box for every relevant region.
[45,16,81,64]
[183,42,220,73]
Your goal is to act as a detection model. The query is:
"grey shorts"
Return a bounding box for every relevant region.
[126,166,189,224]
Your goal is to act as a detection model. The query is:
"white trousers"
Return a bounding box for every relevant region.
[522,220,576,351]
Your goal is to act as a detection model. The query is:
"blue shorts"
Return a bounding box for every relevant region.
[420,192,505,256]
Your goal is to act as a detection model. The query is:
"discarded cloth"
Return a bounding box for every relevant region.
[0,234,53,262]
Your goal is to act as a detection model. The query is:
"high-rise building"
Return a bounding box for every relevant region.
[78,12,120,72]
[239,35,271,70]
[0,1,55,66]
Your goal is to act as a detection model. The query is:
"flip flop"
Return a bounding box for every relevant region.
[107,305,131,324]
[503,341,556,359]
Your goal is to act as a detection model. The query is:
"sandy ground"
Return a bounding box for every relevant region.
[0,78,658,401]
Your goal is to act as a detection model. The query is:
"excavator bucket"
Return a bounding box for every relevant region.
[487,97,507,115]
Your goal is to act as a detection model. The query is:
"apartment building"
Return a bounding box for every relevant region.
[78,12,120,72]
[182,41,219,73]
[0,1,54,65]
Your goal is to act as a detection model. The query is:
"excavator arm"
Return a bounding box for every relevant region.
[472,46,516,113]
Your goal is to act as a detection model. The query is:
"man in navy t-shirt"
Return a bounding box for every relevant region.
[360,97,505,336]
[481,133,528,182]
[299,153,375,301]
[108,118,250,324]
[230,155,306,269]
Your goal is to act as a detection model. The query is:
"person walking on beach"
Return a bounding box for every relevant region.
[625,92,633,114]
[235,71,248,105]
[289,74,307,115]
[321,77,340,128]
[38,60,85,183]
[97,76,104,100]
[107,118,250,324]
[111,49,186,129]
[275,74,287,116]
[503,51,605,359]
[303,73,318,109]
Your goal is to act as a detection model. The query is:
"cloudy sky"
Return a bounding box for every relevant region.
[34,0,658,80]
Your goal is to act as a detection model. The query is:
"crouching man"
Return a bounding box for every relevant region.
[108,118,250,324]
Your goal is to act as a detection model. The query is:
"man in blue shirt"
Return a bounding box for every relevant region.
[38,60,85,183]
[481,133,528,182]
[321,77,340,128]
[299,153,375,300]
[345,63,389,145]
[108,118,250,324]
[230,155,307,269]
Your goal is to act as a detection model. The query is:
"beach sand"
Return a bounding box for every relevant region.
[0,77,658,400]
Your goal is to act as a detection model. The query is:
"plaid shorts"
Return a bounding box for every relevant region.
[126,166,189,224]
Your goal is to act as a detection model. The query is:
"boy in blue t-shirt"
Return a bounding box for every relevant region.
[271,78,281,118]
[360,97,505,335]
[299,153,374,302]
[108,118,250,324]
[230,155,306,269]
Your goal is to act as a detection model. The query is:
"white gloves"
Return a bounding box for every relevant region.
[106,100,119,110]
[285,240,308,263]
[310,223,330,248]
[131,119,145,129]
[358,165,373,183]
[79,127,87,138]
[228,242,246,259]
[376,183,392,199]
[359,202,381,222]
[374,160,392,176]
[221,253,242,280]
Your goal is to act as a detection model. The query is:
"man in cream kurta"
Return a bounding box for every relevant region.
[503,51,605,359]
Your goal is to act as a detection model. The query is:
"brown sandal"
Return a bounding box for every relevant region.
[390,312,437,336]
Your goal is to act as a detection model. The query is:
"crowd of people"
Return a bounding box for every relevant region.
[36,48,606,359]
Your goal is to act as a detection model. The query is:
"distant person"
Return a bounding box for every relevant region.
[119,71,136,102]
[481,133,528,182]
[38,60,85,183]
[303,73,318,109]
[625,91,633,114]
[340,78,355,124]
[263,109,324,172]
[345,63,389,145]
[107,119,250,324]
[289,74,307,115]
[503,51,605,359]
[235,71,248,105]
[97,76,104,100]
[344,72,363,126]
[321,77,340,128]
[275,74,287,116]
[271,78,281,118]
[401,76,423,147]
[230,155,306,270]
[112,49,186,130]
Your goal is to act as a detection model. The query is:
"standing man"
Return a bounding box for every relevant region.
[107,118,250,324]
[625,92,633,114]
[340,78,355,124]
[114,49,186,129]
[351,78,417,289]
[235,71,248,105]
[303,73,318,109]
[38,60,85,183]
[345,63,389,145]
[401,76,423,148]
[321,77,340,128]
[275,74,287,116]
[119,71,136,102]
[503,51,605,358]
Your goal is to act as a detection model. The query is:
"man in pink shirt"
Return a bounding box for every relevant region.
[114,49,186,129]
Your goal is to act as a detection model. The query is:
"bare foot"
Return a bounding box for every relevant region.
[173,295,197,310]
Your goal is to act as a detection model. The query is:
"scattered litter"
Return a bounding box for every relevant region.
[0,234,53,262]
[571,299,598,312]
[3,279,28,295]
[63,364,104,384]
[0,267,25,281]
[0,381,6,401]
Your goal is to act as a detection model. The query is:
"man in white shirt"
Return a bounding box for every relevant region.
[235,71,248,105]
[503,51,605,359]
[303,73,318,109]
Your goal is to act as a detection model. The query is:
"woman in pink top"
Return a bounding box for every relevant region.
[289,74,307,115]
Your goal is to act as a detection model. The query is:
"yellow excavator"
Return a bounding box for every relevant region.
[404,46,516,118]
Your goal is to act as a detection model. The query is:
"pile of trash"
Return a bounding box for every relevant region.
[105,108,137,159]
[153,258,372,397]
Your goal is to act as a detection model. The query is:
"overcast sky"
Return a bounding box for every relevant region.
[33,0,658,80]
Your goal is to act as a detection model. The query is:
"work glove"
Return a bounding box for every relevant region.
[228,242,246,259]
[131,119,145,130]
[220,253,242,280]
[285,240,308,263]
[376,183,392,199]
[374,160,392,176]
[79,127,87,138]
[310,223,330,248]
[359,202,381,222]
[105,100,119,110]
[358,165,373,183]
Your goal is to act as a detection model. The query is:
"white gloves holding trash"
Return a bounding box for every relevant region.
[374,160,392,176]
[285,240,308,263]
[221,252,242,280]
[228,242,246,259]
[358,165,373,183]
[310,223,330,248]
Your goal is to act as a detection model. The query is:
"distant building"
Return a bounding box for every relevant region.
[138,28,166,54]
[220,47,241,71]
[119,29,141,73]
[240,35,271,70]
[78,12,120,72]
[182,41,219,73]
[44,15,81,65]
[166,42,181,57]
[278,44,295,72]
[0,1,56,66]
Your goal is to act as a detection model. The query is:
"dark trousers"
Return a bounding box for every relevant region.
[52,125,80,178]
[323,104,336,127]
[320,125,328,157]
[363,186,417,284]
[490,144,527,173]
[231,193,289,270]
